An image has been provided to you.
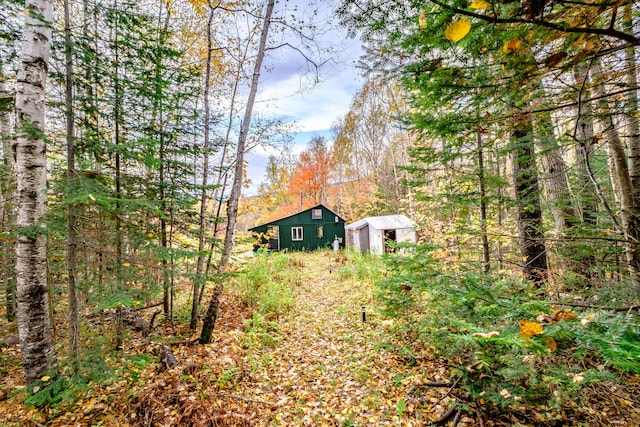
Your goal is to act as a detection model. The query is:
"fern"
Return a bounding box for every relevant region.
[374,243,638,408]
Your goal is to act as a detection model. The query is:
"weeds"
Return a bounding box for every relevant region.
[231,251,298,349]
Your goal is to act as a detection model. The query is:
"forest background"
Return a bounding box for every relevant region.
[0,0,639,424]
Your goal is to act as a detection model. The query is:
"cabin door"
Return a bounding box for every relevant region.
[267,226,280,251]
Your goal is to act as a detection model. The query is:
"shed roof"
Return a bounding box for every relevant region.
[346,214,415,231]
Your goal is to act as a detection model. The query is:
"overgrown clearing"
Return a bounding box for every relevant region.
[1,250,639,426]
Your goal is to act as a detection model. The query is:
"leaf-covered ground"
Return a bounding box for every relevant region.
[230,253,454,426]
[1,250,639,426]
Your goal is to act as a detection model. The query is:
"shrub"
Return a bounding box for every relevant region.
[376,243,639,410]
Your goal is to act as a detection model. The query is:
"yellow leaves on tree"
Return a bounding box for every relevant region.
[469,0,491,9]
[186,0,207,15]
[445,18,471,42]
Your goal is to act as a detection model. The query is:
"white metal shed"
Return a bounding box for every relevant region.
[346,215,416,254]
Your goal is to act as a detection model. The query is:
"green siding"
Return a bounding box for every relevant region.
[249,204,346,252]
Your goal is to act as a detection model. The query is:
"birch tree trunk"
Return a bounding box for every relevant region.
[201,0,275,344]
[219,0,275,270]
[14,0,56,386]
[593,61,640,282]
[624,4,640,211]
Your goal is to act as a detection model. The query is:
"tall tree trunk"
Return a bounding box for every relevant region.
[573,65,600,277]
[189,1,215,331]
[477,129,490,274]
[495,145,505,269]
[64,0,79,372]
[14,0,57,386]
[112,0,124,350]
[511,114,548,285]
[624,4,640,211]
[219,0,275,270]
[536,110,578,232]
[1,61,17,322]
[593,61,640,282]
[200,40,250,305]
[149,3,172,317]
[113,0,123,271]
[574,66,598,227]
[201,0,275,344]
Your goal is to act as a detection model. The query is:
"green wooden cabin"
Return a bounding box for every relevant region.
[249,204,346,251]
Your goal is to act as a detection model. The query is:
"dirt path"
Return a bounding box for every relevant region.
[238,252,451,426]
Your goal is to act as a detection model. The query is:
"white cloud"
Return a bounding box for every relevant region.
[240,1,364,196]
[255,69,360,134]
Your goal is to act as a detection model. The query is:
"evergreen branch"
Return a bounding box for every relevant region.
[416,86,638,128]
[427,0,640,45]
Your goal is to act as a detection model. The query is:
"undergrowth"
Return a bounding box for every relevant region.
[24,347,118,411]
[233,249,298,348]
[375,243,640,414]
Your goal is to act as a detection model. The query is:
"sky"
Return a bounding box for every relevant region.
[244,1,364,196]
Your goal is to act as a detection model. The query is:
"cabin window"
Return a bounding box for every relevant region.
[292,227,303,241]
[312,208,322,219]
[317,226,324,239]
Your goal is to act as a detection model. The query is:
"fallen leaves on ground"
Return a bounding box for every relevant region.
[1,252,639,426]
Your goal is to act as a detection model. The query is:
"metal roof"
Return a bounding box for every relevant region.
[248,203,345,231]
[346,215,415,231]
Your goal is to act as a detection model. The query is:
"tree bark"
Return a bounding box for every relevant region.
[1,61,17,322]
[201,0,275,344]
[574,66,598,227]
[536,110,578,232]
[624,4,640,211]
[219,0,275,270]
[64,0,80,372]
[511,114,548,285]
[189,1,215,331]
[199,282,222,345]
[14,0,57,386]
[593,61,640,282]
[477,129,490,274]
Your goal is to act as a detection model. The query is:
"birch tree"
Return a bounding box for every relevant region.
[200,0,275,344]
[14,0,56,386]
[218,0,275,271]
